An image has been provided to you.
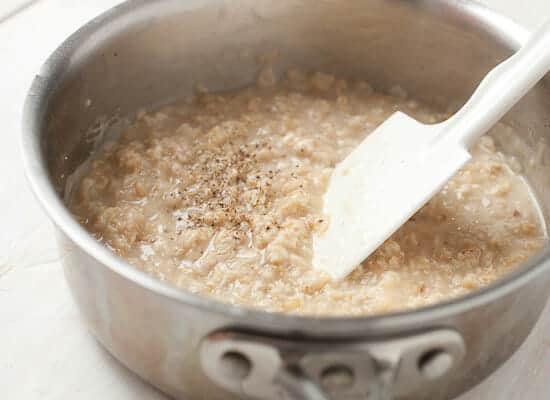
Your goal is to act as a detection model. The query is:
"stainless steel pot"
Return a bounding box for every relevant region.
[21,1,550,399]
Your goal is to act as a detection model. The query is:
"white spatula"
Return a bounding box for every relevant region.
[313,19,550,280]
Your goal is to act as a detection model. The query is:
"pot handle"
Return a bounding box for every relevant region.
[200,329,464,400]
[275,366,332,400]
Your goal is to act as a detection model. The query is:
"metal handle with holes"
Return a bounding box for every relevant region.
[200,330,465,400]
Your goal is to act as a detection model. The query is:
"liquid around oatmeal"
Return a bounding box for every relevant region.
[70,69,545,316]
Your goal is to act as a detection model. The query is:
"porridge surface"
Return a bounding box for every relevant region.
[70,70,545,316]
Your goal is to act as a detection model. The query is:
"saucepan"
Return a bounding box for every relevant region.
[21,0,550,399]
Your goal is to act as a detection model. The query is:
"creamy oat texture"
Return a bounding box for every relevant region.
[71,70,546,316]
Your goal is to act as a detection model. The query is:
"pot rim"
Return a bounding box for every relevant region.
[20,0,550,335]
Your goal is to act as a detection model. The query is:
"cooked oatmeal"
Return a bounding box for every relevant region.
[70,69,546,316]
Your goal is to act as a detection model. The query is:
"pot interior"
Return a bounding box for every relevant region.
[39,0,550,269]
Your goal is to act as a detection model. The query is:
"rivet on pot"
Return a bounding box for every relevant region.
[219,351,252,380]
[320,364,354,389]
[418,349,454,379]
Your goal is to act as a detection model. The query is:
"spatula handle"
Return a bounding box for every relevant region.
[440,18,550,148]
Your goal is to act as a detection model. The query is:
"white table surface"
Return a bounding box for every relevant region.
[1,1,549,399]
